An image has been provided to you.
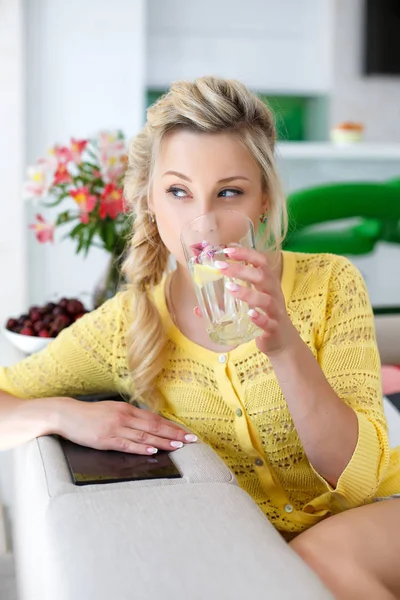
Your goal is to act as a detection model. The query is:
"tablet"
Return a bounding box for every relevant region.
[59,437,182,486]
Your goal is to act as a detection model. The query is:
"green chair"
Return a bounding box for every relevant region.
[283,182,400,255]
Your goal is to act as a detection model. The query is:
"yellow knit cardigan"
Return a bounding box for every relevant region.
[1,252,399,534]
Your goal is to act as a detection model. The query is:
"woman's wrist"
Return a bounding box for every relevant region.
[265,323,304,368]
[19,395,77,438]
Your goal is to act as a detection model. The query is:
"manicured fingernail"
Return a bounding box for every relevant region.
[223,247,237,255]
[185,434,198,442]
[215,260,228,269]
[147,447,158,454]
[248,309,259,319]
[226,282,239,292]
[170,441,183,448]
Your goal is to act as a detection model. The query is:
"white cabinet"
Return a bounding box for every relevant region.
[147,0,334,93]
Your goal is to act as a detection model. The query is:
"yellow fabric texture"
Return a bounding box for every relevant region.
[1,251,399,534]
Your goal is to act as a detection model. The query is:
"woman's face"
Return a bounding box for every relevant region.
[149,129,268,266]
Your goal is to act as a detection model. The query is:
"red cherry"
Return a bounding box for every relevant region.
[6,318,18,331]
[52,306,67,317]
[20,327,34,336]
[33,320,45,333]
[43,314,53,326]
[66,299,84,315]
[24,319,33,328]
[59,298,69,309]
[74,313,85,321]
[38,330,51,338]
[43,302,56,314]
[29,309,42,322]
[53,314,71,329]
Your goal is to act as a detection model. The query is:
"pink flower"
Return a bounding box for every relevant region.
[23,164,51,199]
[53,163,73,185]
[37,155,58,172]
[53,145,74,164]
[98,131,124,150]
[70,186,97,223]
[70,138,88,163]
[96,131,127,183]
[101,152,127,183]
[99,184,124,219]
[29,214,55,243]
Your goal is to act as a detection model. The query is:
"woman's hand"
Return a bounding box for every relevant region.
[215,247,298,356]
[54,397,197,454]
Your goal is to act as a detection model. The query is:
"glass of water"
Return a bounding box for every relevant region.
[180,210,263,346]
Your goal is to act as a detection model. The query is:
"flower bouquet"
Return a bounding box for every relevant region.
[25,131,131,306]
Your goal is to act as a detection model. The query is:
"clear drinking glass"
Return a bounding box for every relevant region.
[180,209,263,346]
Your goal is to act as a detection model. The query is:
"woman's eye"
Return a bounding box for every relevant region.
[218,189,243,198]
[166,187,188,198]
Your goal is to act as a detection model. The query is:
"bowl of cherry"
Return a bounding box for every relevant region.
[2,297,89,354]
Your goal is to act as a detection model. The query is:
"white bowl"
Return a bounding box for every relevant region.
[1,327,53,355]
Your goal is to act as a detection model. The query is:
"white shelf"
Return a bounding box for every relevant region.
[276,143,400,160]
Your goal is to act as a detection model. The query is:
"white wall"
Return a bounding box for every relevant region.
[332,0,400,142]
[0,0,26,546]
[26,0,147,305]
[147,0,334,94]
[0,0,26,326]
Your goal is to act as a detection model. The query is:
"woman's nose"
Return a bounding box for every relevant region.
[196,194,216,216]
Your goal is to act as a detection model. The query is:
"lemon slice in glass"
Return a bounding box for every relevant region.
[193,264,222,287]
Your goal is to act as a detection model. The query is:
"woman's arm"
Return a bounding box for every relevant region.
[0,391,70,450]
[268,335,358,487]
[221,248,390,503]
[0,389,195,453]
[0,292,196,453]
[0,293,123,401]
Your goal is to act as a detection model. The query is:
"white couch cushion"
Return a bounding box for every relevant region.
[13,436,332,600]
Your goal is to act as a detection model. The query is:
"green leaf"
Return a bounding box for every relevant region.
[76,235,86,254]
[69,222,86,238]
[106,221,116,252]
[80,161,99,171]
[84,226,97,257]
[86,148,99,161]
[44,191,70,208]
[55,211,76,226]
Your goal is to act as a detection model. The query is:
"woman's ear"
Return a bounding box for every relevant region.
[147,191,154,214]
[261,192,269,213]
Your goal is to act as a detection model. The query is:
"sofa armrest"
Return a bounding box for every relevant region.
[13,436,332,600]
[31,434,238,498]
[375,313,400,365]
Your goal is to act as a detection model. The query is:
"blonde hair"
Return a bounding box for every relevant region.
[123,76,287,409]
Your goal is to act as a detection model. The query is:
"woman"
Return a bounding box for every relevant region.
[1,77,399,599]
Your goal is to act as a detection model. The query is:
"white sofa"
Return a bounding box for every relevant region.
[9,313,400,600]
[12,435,332,600]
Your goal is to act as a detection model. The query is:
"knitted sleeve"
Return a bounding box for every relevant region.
[0,292,127,399]
[309,257,390,512]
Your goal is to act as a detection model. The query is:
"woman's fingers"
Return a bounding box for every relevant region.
[247,308,278,336]
[116,427,188,453]
[127,413,197,445]
[193,306,203,318]
[223,246,272,270]
[225,282,274,315]
[103,437,160,455]
[216,260,269,291]
[101,410,198,454]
